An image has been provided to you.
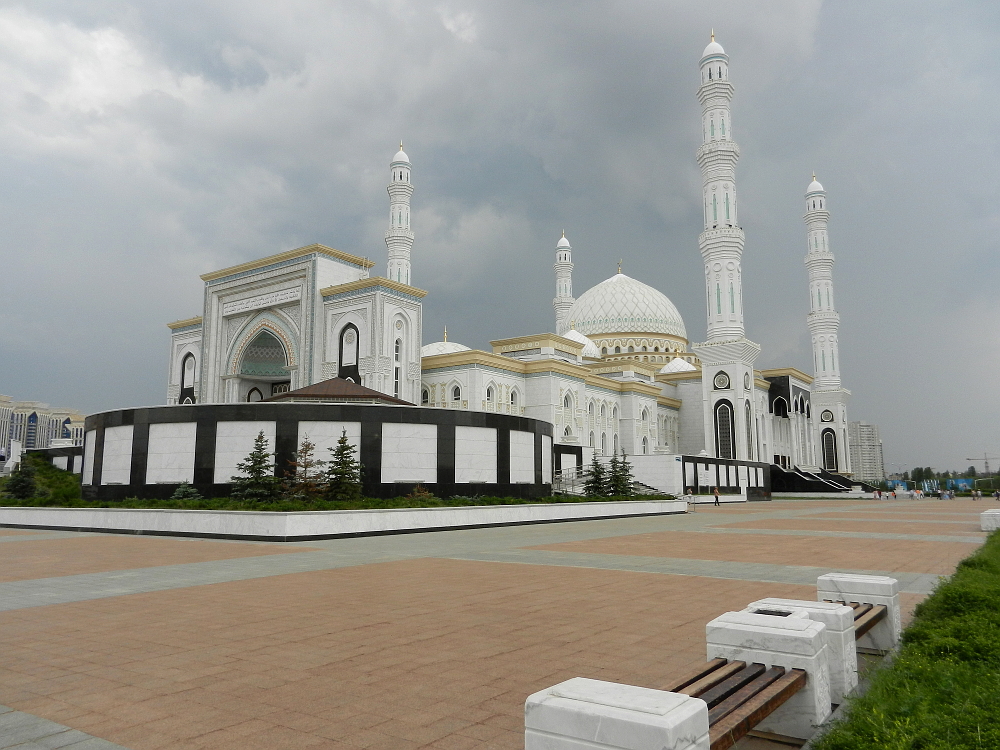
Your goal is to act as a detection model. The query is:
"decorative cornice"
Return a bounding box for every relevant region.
[657,396,683,409]
[490,333,583,354]
[320,277,428,299]
[201,244,375,282]
[167,316,203,330]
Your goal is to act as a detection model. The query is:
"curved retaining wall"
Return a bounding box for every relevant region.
[82,403,554,501]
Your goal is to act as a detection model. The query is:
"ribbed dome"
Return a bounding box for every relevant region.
[569,273,687,340]
[421,341,469,357]
[561,328,600,359]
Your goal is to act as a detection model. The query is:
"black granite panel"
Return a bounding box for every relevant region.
[274,420,298,479]
[129,422,150,486]
[437,423,456,485]
[497,428,511,485]
[193,419,217,486]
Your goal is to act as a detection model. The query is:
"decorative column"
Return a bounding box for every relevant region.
[553,232,574,335]
[386,143,414,285]
[690,32,761,461]
[804,175,851,474]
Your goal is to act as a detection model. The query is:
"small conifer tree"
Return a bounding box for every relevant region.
[324,430,363,503]
[230,431,280,503]
[607,450,635,497]
[607,451,621,496]
[4,460,37,499]
[170,481,203,500]
[583,454,607,497]
[285,437,326,502]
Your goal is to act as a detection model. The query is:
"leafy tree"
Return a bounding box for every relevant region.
[966,465,978,478]
[607,450,634,497]
[230,431,280,503]
[170,481,202,500]
[324,430,363,503]
[4,460,37,499]
[583,454,607,497]
[284,437,326,502]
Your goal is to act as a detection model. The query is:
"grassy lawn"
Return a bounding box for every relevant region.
[813,530,1000,749]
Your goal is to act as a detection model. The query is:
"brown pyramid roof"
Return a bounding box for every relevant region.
[264,377,412,405]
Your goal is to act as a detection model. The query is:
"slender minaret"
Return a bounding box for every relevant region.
[804,174,851,474]
[690,32,761,461]
[386,143,414,285]
[553,231,574,334]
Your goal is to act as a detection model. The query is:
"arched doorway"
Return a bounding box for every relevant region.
[822,428,838,472]
[239,330,290,400]
[180,353,197,404]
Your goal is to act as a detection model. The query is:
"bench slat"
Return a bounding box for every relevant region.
[677,661,747,698]
[854,604,887,639]
[661,657,729,692]
[698,663,766,709]
[708,669,807,750]
[852,603,873,619]
[707,666,785,725]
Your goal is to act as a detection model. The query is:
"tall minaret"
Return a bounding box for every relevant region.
[386,143,414,285]
[804,174,851,474]
[690,32,761,461]
[553,231,574,334]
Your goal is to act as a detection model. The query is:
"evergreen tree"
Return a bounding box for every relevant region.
[230,431,280,503]
[608,449,634,497]
[170,481,202,500]
[583,454,607,497]
[4,460,37,499]
[324,430,363,503]
[284,437,326,502]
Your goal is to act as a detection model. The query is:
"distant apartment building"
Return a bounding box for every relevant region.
[848,421,885,484]
[0,395,86,463]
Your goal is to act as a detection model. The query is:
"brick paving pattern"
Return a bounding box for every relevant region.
[0,497,987,749]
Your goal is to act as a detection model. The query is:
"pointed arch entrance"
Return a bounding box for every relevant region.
[239,330,291,401]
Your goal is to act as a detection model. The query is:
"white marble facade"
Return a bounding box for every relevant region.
[146,422,197,484]
[381,423,437,484]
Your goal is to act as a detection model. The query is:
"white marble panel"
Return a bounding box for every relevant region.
[381,423,436,483]
[542,435,553,484]
[746,598,857,703]
[298,421,361,461]
[52,456,68,471]
[214,421,276,484]
[146,422,197,484]
[982,509,1000,531]
[525,677,709,750]
[82,430,96,485]
[455,426,497,484]
[100,425,134,485]
[510,430,535,483]
[817,573,900,651]
[706,611,831,739]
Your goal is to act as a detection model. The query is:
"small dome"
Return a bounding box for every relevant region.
[421,341,469,357]
[702,39,725,58]
[807,176,824,194]
[561,328,600,359]
[569,273,687,340]
[392,145,410,164]
[660,358,697,374]
[556,234,571,249]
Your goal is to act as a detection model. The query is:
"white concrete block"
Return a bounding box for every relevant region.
[542,435,553,484]
[52,456,68,471]
[100,425,134,485]
[746,598,858,703]
[455,426,497,483]
[525,677,709,750]
[82,430,96,485]
[381,423,436,483]
[146,422,197,484]
[706,611,832,739]
[981,509,1000,531]
[510,430,535,483]
[817,573,901,651]
[214,421,276,484]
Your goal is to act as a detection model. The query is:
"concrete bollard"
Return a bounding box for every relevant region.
[744,598,858,703]
[817,573,901,652]
[706,611,832,740]
[525,677,709,750]
[980,509,1000,531]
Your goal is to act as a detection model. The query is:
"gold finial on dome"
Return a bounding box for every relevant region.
[443,325,447,342]
[812,171,816,181]
[570,319,576,329]
[400,141,404,150]
[711,29,715,42]
[617,258,622,274]
[562,229,565,237]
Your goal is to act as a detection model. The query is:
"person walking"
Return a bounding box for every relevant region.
[713,486,721,506]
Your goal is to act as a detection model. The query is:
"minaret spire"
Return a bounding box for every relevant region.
[804,174,852,474]
[553,231,574,334]
[385,143,414,284]
[690,33,761,461]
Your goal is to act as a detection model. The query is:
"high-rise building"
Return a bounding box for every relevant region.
[847,421,885,484]
[0,395,85,465]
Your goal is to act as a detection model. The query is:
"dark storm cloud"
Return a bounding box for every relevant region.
[0,1,994,472]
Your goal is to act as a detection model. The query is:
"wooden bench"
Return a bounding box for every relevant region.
[662,657,807,750]
[829,600,888,642]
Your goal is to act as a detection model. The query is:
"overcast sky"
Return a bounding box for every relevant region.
[0,1,995,474]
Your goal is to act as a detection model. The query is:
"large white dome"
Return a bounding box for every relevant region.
[421,341,469,357]
[569,273,687,340]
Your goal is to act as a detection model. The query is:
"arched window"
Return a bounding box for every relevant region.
[712,194,718,221]
[510,390,518,406]
[708,68,713,80]
[601,433,607,455]
[653,346,659,352]
[614,346,621,354]
[180,353,197,404]
[588,402,595,416]
[745,400,754,461]
[714,400,735,459]
[641,408,648,423]
[393,338,402,399]
[642,437,648,455]
[628,346,634,352]
[247,387,263,402]
[452,385,461,401]
[822,429,838,471]
[421,388,429,405]
[602,347,608,355]
[564,426,572,437]
[486,386,494,402]
[338,324,360,382]
[612,406,618,422]
[563,394,572,410]
[600,404,606,419]
[772,397,788,418]
[613,434,619,455]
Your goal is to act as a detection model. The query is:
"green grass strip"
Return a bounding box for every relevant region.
[812,530,1000,749]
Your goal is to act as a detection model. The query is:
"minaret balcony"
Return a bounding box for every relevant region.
[697,141,740,168]
[697,81,735,104]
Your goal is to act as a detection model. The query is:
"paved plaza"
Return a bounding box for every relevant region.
[0,497,987,750]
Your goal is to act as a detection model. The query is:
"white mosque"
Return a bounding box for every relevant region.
[164,34,857,495]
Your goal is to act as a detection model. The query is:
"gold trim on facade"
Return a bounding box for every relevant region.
[201,243,375,282]
[320,277,428,299]
[167,316,203,330]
